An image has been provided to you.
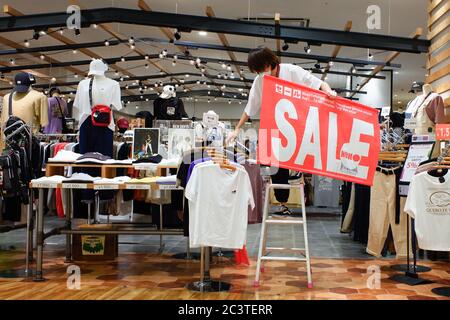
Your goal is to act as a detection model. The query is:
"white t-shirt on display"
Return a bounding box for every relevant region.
[404,171,450,251]
[73,77,122,131]
[185,161,255,249]
[244,63,324,117]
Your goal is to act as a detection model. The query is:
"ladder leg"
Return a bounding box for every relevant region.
[254,185,271,287]
[300,184,313,288]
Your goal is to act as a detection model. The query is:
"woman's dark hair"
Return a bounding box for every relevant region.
[247,47,280,73]
[48,87,60,97]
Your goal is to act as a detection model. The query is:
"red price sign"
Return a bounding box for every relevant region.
[435,124,450,141]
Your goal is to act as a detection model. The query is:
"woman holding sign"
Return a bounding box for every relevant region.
[226,47,337,215]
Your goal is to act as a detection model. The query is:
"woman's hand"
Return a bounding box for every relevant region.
[225,129,239,146]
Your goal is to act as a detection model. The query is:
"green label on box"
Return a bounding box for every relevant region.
[81,236,105,255]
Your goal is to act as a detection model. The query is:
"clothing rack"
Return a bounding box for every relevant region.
[0,121,34,278]
[186,146,236,292]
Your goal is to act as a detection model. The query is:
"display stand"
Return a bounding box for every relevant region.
[186,246,231,292]
[390,136,435,279]
[389,217,432,285]
[28,179,185,281]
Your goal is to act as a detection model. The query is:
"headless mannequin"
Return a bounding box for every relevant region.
[44,88,68,134]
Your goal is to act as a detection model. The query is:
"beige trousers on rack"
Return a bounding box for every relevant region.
[367,171,411,259]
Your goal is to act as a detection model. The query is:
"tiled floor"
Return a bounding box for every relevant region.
[0,213,448,300]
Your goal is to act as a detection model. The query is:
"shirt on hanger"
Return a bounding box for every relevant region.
[244,63,323,117]
[185,162,255,249]
[404,171,450,251]
[73,77,122,131]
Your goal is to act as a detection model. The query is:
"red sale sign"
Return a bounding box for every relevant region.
[257,75,380,186]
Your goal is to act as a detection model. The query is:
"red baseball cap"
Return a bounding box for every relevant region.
[116,118,129,129]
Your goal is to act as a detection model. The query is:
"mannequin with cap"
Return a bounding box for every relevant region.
[404,82,445,136]
[153,85,188,120]
[1,72,48,138]
[73,59,122,157]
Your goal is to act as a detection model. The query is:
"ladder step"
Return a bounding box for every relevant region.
[261,256,307,261]
[266,218,304,224]
[266,247,306,252]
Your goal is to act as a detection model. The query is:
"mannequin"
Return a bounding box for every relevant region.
[194,110,226,147]
[73,59,122,157]
[153,85,188,120]
[1,72,48,134]
[404,83,445,135]
[43,87,68,134]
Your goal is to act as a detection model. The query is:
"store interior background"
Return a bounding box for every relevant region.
[0,0,430,122]
[0,0,448,300]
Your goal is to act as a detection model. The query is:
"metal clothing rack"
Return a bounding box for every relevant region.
[0,121,35,278]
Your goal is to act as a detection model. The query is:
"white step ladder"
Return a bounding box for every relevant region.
[254,182,313,288]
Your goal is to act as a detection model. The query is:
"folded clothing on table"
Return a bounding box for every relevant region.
[48,150,82,163]
[156,175,177,185]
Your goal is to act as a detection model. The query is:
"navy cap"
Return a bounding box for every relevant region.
[14,72,36,93]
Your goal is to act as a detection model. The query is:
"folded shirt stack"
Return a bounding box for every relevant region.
[75,152,111,164]
[127,177,158,184]
[48,150,83,163]
[31,175,67,184]
[156,175,177,185]
[93,176,132,184]
[62,173,101,183]
[133,154,163,164]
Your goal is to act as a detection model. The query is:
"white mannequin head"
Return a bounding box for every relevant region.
[88,59,108,78]
[160,85,176,99]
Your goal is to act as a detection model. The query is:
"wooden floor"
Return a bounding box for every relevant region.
[0,250,449,300]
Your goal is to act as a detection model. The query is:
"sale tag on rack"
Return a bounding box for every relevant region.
[93,184,120,190]
[62,183,89,189]
[435,124,450,141]
[258,75,380,186]
[32,182,59,189]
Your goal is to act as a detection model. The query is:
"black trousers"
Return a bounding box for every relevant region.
[270,167,290,203]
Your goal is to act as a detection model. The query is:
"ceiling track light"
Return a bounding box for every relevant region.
[282,41,289,51]
[172,61,177,66]
[72,49,77,54]
[130,44,136,50]
[304,43,311,54]
[74,29,80,36]
[33,30,40,40]
[162,49,168,56]
[174,31,181,40]
[145,64,149,69]
[92,24,98,29]
[144,54,149,60]
[9,58,15,65]
[58,28,64,35]
[24,40,30,47]
[128,37,135,45]
[226,64,232,71]
[121,56,125,62]
[314,62,321,69]
[368,52,373,60]
[221,62,226,69]
[104,40,110,46]
[40,54,45,60]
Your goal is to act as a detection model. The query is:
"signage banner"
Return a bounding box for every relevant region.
[258,75,380,186]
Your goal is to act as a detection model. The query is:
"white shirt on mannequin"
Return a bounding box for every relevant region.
[73,75,122,131]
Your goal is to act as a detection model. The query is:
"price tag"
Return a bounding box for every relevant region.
[404,119,417,129]
[435,124,450,141]
[133,164,157,171]
[32,182,58,189]
[62,183,88,189]
[93,184,120,190]
[125,184,150,190]
[158,184,181,190]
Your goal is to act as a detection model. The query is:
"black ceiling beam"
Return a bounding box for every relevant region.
[0,8,429,53]
[122,90,248,103]
[140,37,402,68]
[0,39,126,56]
